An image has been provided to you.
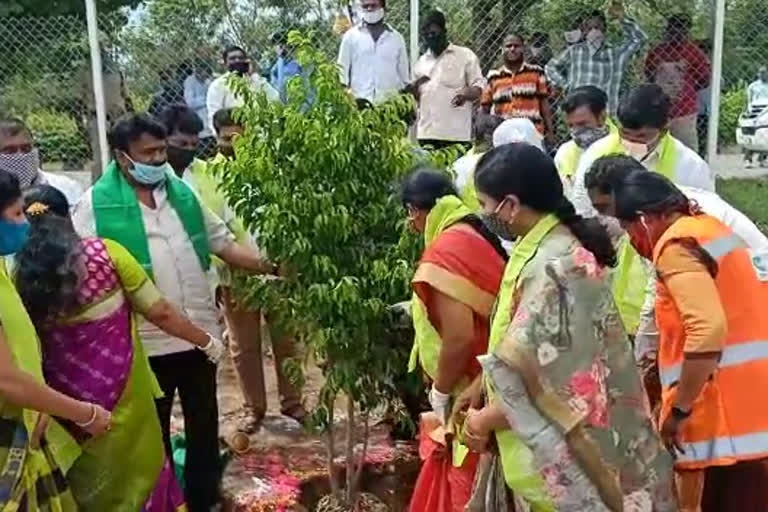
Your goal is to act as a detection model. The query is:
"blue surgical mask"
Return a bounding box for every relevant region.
[0,219,30,255]
[122,153,170,186]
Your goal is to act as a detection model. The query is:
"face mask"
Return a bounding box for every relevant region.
[0,149,40,189]
[425,33,448,53]
[0,219,30,255]
[123,153,170,186]
[621,139,653,162]
[481,198,517,241]
[167,145,197,171]
[361,8,385,24]
[564,29,582,44]
[586,29,605,49]
[627,216,654,259]
[228,61,250,75]
[571,126,610,149]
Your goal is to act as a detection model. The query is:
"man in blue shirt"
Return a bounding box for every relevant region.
[270,32,304,103]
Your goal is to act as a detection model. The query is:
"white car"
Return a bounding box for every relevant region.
[736,103,768,162]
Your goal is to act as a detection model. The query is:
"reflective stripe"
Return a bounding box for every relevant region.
[678,430,768,464]
[660,340,768,387]
[700,233,747,260]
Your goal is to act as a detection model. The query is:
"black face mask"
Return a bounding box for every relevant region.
[424,33,448,54]
[227,61,250,75]
[167,145,197,172]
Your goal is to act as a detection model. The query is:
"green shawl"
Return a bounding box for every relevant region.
[92,161,211,280]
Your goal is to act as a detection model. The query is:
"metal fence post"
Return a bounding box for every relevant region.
[85,0,109,181]
[707,0,726,166]
[410,0,420,71]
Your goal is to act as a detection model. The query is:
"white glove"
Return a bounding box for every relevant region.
[200,335,225,364]
[429,386,452,426]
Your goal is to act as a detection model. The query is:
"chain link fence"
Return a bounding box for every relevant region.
[1,0,767,176]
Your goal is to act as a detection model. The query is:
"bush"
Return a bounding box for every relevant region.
[26,110,89,164]
[718,86,747,147]
[215,31,454,507]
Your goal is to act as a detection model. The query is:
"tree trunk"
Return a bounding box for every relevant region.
[344,396,356,505]
[352,412,370,495]
[326,397,340,498]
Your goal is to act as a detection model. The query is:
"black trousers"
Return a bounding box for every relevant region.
[150,350,220,512]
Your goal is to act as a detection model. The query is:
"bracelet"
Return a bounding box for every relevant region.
[75,403,97,428]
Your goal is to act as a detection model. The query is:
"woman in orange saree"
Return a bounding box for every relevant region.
[402,168,507,512]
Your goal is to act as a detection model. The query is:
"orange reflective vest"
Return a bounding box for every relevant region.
[654,214,768,470]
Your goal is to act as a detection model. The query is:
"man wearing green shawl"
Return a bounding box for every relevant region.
[71,113,277,512]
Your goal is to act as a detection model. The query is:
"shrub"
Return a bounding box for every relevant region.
[26,110,89,164]
[215,31,454,508]
[718,85,747,147]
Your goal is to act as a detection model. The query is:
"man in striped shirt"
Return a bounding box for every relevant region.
[545,4,647,115]
[481,33,554,147]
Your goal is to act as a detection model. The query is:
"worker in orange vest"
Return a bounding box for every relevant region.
[610,169,768,511]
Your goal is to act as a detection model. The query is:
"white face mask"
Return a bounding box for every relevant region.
[564,29,582,44]
[586,29,605,49]
[361,8,385,24]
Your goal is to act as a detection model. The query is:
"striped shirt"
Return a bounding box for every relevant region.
[545,18,647,114]
[481,63,550,133]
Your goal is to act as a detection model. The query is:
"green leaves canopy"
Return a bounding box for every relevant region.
[216,32,452,427]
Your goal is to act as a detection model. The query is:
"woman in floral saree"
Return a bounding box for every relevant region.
[0,171,112,511]
[462,144,675,511]
[401,168,507,512]
[13,185,225,511]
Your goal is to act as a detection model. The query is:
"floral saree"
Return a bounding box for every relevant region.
[479,217,676,512]
[38,238,185,512]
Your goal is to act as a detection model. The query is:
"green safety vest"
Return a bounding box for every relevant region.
[485,214,560,512]
[598,132,678,333]
[456,149,484,212]
[408,195,474,467]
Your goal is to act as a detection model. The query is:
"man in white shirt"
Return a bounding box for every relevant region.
[410,10,485,148]
[0,118,83,207]
[72,113,277,512]
[206,45,280,130]
[585,154,768,412]
[337,0,409,104]
[183,61,213,146]
[748,66,768,108]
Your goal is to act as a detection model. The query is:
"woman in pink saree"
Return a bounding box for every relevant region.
[13,185,225,511]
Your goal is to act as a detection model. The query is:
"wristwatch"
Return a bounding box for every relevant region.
[671,405,692,421]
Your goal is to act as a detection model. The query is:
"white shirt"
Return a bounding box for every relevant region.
[337,24,409,104]
[452,150,484,193]
[184,74,213,137]
[39,171,84,208]
[570,134,715,217]
[634,186,768,361]
[414,45,485,142]
[206,72,280,130]
[72,183,234,356]
[748,79,768,107]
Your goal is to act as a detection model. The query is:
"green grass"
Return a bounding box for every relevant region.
[717,177,768,234]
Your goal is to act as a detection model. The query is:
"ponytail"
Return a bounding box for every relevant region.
[554,198,617,268]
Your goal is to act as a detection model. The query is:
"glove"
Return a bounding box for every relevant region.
[200,335,225,364]
[429,386,452,426]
